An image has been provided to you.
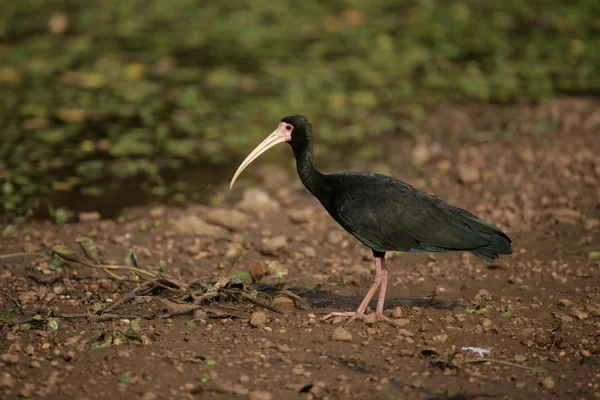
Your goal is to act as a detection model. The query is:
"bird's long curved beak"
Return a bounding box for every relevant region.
[229,123,291,189]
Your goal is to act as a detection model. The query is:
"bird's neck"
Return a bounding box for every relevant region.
[293,141,323,197]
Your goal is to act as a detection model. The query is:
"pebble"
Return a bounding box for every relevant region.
[250,311,267,327]
[558,299,573,308]
[433,334,448,343]
[78,211,101,222]
[172,216,227,237]
[237,188,280,214]
[24,345,34,356]
[391,307,403,319]
[288,207,313,224]
[301,246,317,258]
[481,318,493,329]
[521,327,536,336]
[261,236,287,255]
[392,318,410,327]
[0,353,19,365]
[362,313,378,325]
[326,230,344,245]
[0,373,13,388]
[249,390,273,400]
[149,206,166,219]
[205,209,249,231]
[457,165,480,183]
[270,296,295,311]
[331,327,353,342]
[541,376,555,389]
[397,329,414,338]
[569,309,589,320]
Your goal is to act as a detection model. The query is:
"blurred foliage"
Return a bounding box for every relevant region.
[1,0,599,218]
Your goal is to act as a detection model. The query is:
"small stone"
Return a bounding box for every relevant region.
[172,216,227,237]
[362,313,378,325]
[8,343,21,353]
[24,345,34,356]
[580,349,592,357]
[205,209,249,231]
[0,373,14,388]
[142,393,157,400]
[288,207,313,224]
[474,289,491,301]
[551,272,568,284]
[331,316,345,325]
[433,334,448,343]
[237,188,280,214]
[521,327,536,336]
[585,303,600,317]
[301,246,317,258]
[558,299,573,308]
[1,353,19,365]
[261,236,287,256]
[250,311,267,327]
[541,376,555,390]
[397,329,414,338]
[149,207,166,220]
[390,307,403,319]
[270,296,295,311]
[570,308,589,320]
[326,230,344,245]
[331,327,353,342]
[457,165,480,183]
[78,211,101,222]
[292,364,304,376]
[392,318,410,327]
[249,391,273,400]
[481,318,493,329]
[239,374,250,383]
[53,286,65,295]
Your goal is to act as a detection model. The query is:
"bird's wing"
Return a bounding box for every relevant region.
[331,175,493,253]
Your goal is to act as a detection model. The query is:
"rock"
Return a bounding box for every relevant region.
[270,296,295,311]
[301,246,317,258]
[261,236,287,256]
[53,286,65,295]
[249,390,273,400]
[397,329,414,338]
[584,218,599,231]
[558,299,573,308]
[18,291,38,305]
[569,308,589,320]
[391,307,403,319]
[288,207,313,224]
[0,353,19,365]
[474,289,491,301]
[237,188,280,214]
[521,327,536,336]
[142,393,157,400]
[172,216,227,237]
[78,211,101,222]
[541,376,555,389]
[331,327,353,342]
[362,313,379,325]
[24,345,34,356]
[205,209,249,231]
[585,303,600,317]
[433,334,448,343]
[8,343,21,353]
[481,318,493,329]
[392,318,410,327]
[149,206,166,220]
[249,260,266,281]
[250,311,267,327]
[0,373,14,388]
[326,230,344,245]
[457,165,480,183]
[225,242,243,258]
[551,272,568,284]
[550,207,581,224]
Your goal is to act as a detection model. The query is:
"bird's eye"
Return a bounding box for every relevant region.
[286,125,292,131]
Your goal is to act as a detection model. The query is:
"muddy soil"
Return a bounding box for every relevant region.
[1,99,599,400]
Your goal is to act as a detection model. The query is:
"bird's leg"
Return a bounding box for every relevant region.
[320,256,390,324]
[374,257,390,321]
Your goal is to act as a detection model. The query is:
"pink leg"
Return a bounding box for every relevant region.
[320,256,391,324]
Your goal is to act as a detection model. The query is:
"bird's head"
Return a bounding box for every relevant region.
[229,115,312,189]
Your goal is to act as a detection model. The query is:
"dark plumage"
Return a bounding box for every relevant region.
[230,115,513,324]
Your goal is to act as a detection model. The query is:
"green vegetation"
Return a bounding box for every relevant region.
[1,0,599,218]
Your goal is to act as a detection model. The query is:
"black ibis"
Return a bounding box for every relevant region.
[230,115,512,323]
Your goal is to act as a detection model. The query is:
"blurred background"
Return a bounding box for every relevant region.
[1,0,599,222]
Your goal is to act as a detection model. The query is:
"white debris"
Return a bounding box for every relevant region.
[461,346,492,357]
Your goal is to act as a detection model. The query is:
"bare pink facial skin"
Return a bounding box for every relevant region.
[229,122,294,189]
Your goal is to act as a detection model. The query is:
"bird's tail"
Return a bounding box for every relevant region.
[471,232,512,262]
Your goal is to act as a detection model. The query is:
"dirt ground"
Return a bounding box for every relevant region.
[1,98,599,400]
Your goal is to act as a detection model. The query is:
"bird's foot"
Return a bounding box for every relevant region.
[320,311,392,325]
